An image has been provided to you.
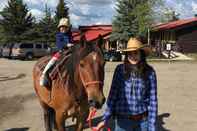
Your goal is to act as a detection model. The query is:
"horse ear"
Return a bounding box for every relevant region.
[96,35,103,50]
[80,33,87,47]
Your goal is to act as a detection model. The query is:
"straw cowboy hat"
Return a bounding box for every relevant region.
[58,18,70,28]
[123,38,151,55]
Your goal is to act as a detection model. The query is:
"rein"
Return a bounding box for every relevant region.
[87,108,111,131]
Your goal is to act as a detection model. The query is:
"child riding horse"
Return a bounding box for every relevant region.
[40,17,73,87]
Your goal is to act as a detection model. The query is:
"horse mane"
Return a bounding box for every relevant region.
[57,41,103,91]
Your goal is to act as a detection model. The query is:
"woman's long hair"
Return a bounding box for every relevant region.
[123,50,151,80]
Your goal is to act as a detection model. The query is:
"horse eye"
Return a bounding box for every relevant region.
[80,63,84,67]
[80,61,85,67]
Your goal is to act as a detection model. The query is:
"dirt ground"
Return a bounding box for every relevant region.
[0,58,197,131]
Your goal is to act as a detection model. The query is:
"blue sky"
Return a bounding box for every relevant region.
[0,0,197,27]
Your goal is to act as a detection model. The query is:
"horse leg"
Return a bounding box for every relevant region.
[48,108,58,131]
[75,109,89,131]
[40,101,53,131]
[55,109,65,131]
[75,117,84,131]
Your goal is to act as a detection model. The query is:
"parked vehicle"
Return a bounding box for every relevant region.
[2,43,14,58]
[0,45,3,57]
[104,50,122,61]
[11,43,51,60]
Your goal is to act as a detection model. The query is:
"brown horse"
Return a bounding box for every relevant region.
[33,39,106,131]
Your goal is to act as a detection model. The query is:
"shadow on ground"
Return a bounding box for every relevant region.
[0,93,36,123]
[4,127,29,131]
[157,113,171,131]
[2,113,170,131]
[66,113,171,131]
[0,73,26,82]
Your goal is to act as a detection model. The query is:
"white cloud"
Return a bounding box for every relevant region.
[0,0,8,11]
[0,0,114,25]
[165,0,197,18]
[78,4,91,16]
[23,0,40,5]
[70,14,80,21]
[74,0,113,5]
[29,8,44,20]
[70,13,81,27]
[192,1,197,12]
[46,0,58,8]
[23,0,56,6]
[1,0,196,26]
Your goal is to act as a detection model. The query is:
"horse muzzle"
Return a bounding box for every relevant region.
[88,97,105,109]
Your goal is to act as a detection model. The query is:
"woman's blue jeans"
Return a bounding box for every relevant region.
[114,117,148,131]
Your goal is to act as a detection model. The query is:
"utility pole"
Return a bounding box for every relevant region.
[148,28,150,45]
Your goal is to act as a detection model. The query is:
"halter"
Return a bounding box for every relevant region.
[78,65,103,88]
[84,81,103,87]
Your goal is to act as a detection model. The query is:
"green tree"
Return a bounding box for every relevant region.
[164,8,180,22]
[0,0,34,42]
[55,0,69,23]
[0,23,6,44]
[111,0,162,43]
[36,4,56,45]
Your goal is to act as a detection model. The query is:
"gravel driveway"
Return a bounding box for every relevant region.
[0,58,197,131]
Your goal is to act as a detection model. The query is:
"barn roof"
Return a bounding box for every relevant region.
[72,25,112,42]
[79,25,112,31]
[153,17,197,31]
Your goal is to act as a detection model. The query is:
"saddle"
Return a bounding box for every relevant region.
[38,49,72,86]
[49,49,72,80]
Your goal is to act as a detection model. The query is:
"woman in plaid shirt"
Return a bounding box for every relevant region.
[96,38,158,131]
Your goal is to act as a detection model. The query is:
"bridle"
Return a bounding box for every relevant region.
[78,65,103,88]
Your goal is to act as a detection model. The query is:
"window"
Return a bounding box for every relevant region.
[20,44,33,49]
[13,44,19,48]
[36,44,42,49]
[44,44,48,49]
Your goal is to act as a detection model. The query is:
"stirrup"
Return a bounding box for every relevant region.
[40,74,50,87]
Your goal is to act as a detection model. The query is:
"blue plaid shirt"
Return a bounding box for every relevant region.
[103,64,158,131]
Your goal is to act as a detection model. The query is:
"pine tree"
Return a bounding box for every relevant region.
[36,4,56,45]
[0,23,5,44]
[164,9,180,22]
[55,0,69,23]
[111,0,160,43]
[0,0,34,42]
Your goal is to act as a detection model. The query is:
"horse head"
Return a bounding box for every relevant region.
[76,35,106,109]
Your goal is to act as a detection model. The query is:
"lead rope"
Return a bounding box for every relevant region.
[87,108,111,131]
